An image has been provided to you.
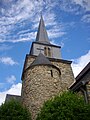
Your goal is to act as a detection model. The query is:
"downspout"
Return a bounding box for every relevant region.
[80,88,88,103]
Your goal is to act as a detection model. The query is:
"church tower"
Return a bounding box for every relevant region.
[21,16,75,120]
[30,15,61,59]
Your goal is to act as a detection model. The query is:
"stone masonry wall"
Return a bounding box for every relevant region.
[51,60,75,89]
[22,65,62,120]
[21,55,75,120]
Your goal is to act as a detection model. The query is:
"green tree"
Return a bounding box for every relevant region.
[0,99,31,120]
[36,91,90,120]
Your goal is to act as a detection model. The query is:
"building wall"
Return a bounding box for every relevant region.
[87,81,90,103]
[21,55,75,120]
[24,55,75,88]
[51,60,75,88]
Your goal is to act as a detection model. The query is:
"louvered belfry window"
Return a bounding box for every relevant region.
[44,47,51,57]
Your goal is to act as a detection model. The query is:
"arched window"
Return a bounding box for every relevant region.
[48,47,51,57]
[44,47,51,57]
[44,47,47,56]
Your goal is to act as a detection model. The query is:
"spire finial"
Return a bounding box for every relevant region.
[40,13,43,21]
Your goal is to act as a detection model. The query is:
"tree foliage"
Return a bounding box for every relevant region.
[36,91,90,120]
[0,99,31,120]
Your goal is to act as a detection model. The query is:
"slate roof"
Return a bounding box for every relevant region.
[36,15,50,44]
[69,62,90,92]
[76,62,90,81]
[5,94,21,103]
[30,53,52,67]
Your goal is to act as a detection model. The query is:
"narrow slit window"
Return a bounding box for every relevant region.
[48,47,51,57]
[50,70,53,77]
[44,47,47,56]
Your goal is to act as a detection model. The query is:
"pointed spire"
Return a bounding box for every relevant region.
[36,15,50,44]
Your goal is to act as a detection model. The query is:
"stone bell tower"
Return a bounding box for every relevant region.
[21,15,75,120]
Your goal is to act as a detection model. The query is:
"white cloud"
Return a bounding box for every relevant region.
[0,44,12,51]
[0,0,65,43]
[59,0,90,17]
[71,50,90,77]
[0,57,18,65]
[6,75,16,84]
[0,83,22,106]
[81,14,90,23]
[50,40,59,46]
[48,29,66,39]
[0,0,89,44]
[59,0,81,14]
[73,0,90,11]
[0,0,53,28]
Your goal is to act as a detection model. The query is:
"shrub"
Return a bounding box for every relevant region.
[36,91,90,120]
[0,99,31,120]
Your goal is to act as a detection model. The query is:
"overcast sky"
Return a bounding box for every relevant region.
[0,0,90,105]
